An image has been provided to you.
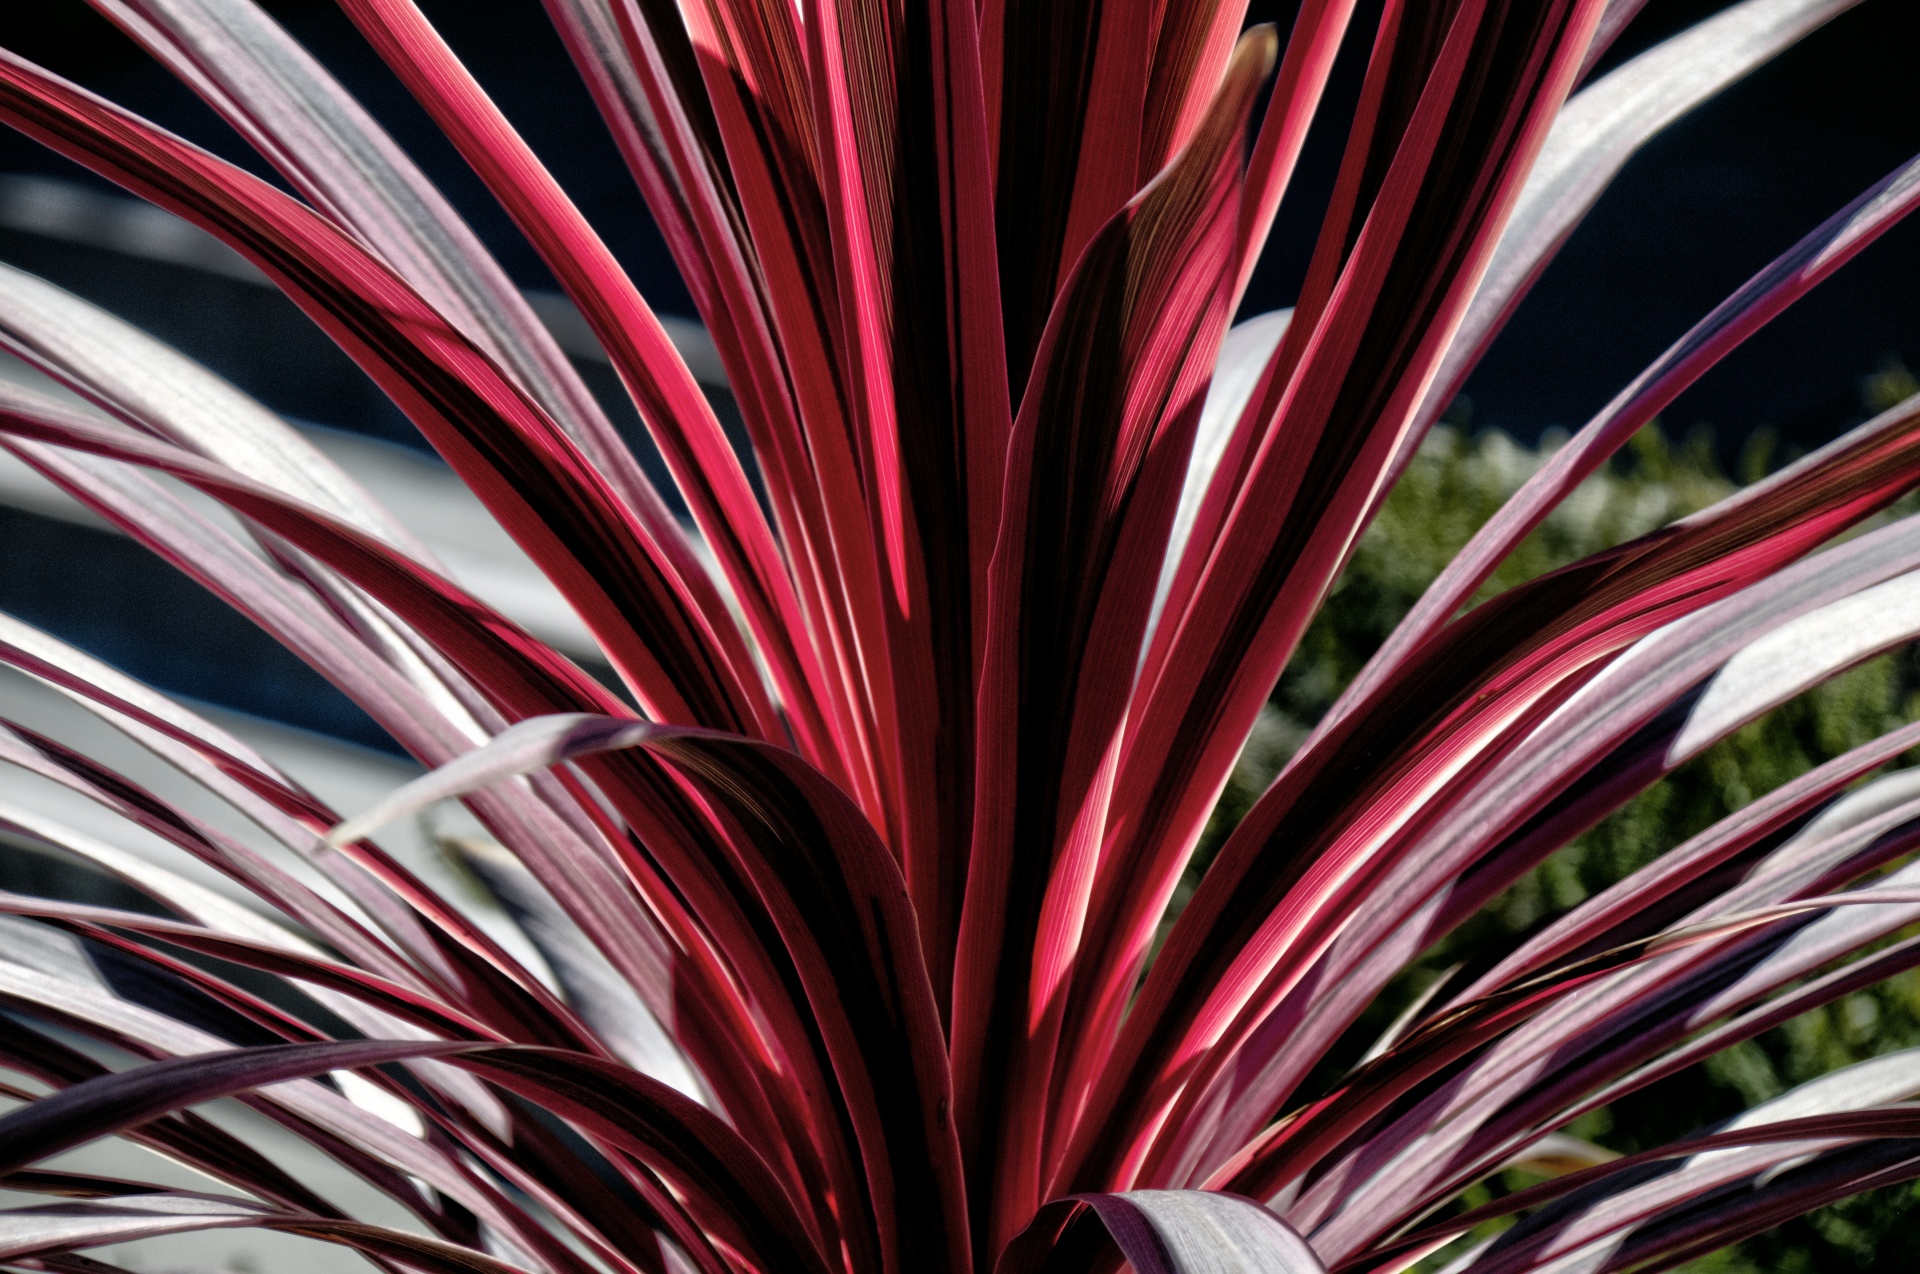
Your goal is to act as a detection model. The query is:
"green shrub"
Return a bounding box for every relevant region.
[1204,397,1920,1270]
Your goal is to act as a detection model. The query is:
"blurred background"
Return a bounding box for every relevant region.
[0,1,1918,1271]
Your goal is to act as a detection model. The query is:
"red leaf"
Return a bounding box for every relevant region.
[953,30,1274,1257]
[1055,0,1610,1199]
[0,1039,479,1176]
[0,48,774,736]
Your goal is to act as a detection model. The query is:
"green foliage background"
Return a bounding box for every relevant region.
[1201,365,1920,1270]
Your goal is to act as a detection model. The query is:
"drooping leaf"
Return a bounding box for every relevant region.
[326,0,834,766]
[326,714,654,847]
[0,1195,535,1274]
[0,48,775,734]
[999,1189,1326,1274]
[0,1,1904,1270]
[447,1046,834,1274]
[0,1039,479,1176]
[326,715,966,1274]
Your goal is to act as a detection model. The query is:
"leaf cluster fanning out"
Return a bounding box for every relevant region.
[0,2,1917,1273]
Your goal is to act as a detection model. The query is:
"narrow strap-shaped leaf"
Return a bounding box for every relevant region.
[325,714,653,847]
[0,450,787,1143]
[477,778,856,1263]
[1061,9,1611,1168]
[328,716,968,1274]
[1360,0,1864,554]
[327,0,826,761]
[1274,0,1485,353]
[543,0,877,809]
[0,619,526,1020]
[0,397,838,1213]
[96,0,704,563]
[1361,828,1910,1149]
[1142,0,1255,179]
[1466,715,1920,998]
[1339,142,1920,727]
[1367,1105,1920,1270]
[1158,0,1354,638]
[672,0,906,819]
[0,48,774,735]
[1094,487,1920,1205]
[1670,566,1920,762]
[781,0,945,885]
[1220,659,1920,1202]
[1047,0,1157,333]
[998,1190,1326,1274]
[540,0,758,389]
[0,1039,479,1175]
[13,1246,152,1274]
[1213,863,1920,1229]
[1144,308,1291,655]
[0,396,761,1075]
[449,1048,833,1274]
[1124,387,1920,1182]
[1504,830,1920,1138]
[803,0,1015,1008]
[0,1198,538,1274]
[0,718,416,992]
[955,32,1273,1256]
[0,430,598,990]
[1186,750,1920,1190]
[0,593,536,1015]
[0,734,544,1137]
[1385,1052,1920,1274]
[1134,0,1365,687]
[7,970,606,1266]
[1528,1144,1920,1274]
[0,260,420,553]
[0,1022,345,1221]
[0,263,520,782]
[0,793,376,977]
[0,956,560,1261]
[0,606,351,833]
[1183,556,1920,1182]
[1277,824,1920,1254]
[986,0,1128,398]
[667,0,867,489]
[0,1169,174,1200]
[1229,0,1355,316]
[1257,383,1920,947]
[0,1198,275,1262]
[0,891,502,1043]
[548,0,890,820]
[0,386,626,724]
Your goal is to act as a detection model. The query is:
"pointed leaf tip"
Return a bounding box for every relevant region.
[325,713,655,846]
[1000,1190,1325,1274]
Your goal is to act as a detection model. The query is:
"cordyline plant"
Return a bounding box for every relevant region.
[2,0,1920,1271]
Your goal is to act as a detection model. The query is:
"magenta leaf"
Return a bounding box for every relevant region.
[0,1,1909,1270]
[0,1039,479,1176]
[999,1190,1326,1274]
